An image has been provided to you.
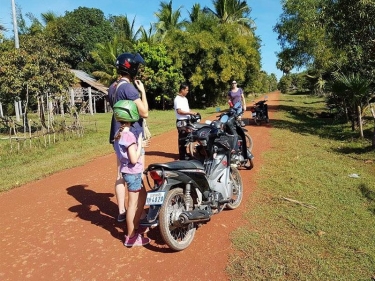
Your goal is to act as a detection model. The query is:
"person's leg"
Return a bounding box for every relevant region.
[178,129,187,160]
[126,189,139,238]
[115,158,126,221]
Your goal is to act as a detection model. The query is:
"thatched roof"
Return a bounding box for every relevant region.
[70,69,108,94]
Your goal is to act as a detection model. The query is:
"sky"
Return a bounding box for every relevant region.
[0,0,284,79]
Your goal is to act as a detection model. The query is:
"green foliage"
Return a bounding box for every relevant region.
[135,42,183,109]
[0,34,74,111]
[165,23,261,106]
[278,74,292,94]
[324,0,375,77]
[45,7,113,69]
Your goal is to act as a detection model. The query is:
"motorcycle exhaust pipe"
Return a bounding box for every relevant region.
[178,209,211,224]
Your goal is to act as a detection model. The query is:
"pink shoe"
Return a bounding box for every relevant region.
[124,233,150,247]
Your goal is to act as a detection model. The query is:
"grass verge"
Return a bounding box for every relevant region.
[227,94,375,280]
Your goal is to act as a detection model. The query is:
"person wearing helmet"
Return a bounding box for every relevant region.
[113,100,150,247]
[108,52,149,223]
[174,82,197,160]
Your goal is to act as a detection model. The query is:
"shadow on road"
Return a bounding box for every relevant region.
[66,184,124,242]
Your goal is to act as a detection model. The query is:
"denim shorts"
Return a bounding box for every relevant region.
[122,173,142,192]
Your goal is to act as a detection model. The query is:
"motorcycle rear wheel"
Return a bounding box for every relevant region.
[254,115,261,125]
[226,167,243,210]
[244,133,253,152]
[159,188,196,251]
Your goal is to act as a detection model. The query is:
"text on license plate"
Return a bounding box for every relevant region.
[145,191,166,205]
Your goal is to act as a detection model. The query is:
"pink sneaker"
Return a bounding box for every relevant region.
[124,233,150,247]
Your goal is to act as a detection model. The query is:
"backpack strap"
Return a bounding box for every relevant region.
[112,80,128,105]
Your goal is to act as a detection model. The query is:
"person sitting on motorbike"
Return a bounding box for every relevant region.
[228,80,246,127]
[174,82,197,160]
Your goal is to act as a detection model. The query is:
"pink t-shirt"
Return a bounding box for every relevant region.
[114,130,143,174]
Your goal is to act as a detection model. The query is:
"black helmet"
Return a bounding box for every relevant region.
[116,53,145,78]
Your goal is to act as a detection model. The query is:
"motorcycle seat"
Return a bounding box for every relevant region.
[148,160,204,171]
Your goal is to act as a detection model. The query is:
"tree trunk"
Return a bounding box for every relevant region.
[358,105,363,138]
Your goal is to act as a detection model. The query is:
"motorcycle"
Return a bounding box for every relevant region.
[141,121,244,251]
[188,107,254,170]
[251,96,269,125]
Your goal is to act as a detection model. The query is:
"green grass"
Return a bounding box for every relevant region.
[0,106,222,192]
[227,94,375,281]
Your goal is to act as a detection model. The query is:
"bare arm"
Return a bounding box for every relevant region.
[133,80,149,118]
[127,134,143,164]
[176,108,197,116]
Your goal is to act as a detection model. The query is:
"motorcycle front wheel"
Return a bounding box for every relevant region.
[226,167,244,210]
[159,188,196,251]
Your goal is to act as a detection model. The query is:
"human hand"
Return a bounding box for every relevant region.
[142,139,150,148]
[134,80,145,94]
[138,133,143,147]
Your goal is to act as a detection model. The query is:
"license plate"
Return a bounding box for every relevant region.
[145,191,166,205]
[252,112,256,118]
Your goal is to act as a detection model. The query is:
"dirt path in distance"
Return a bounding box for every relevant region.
[0,91,279,281]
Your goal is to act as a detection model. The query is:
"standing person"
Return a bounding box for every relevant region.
[174,82,197,160]
[228,80,246,127]
[113,100,150,247]
[108,53,149,222]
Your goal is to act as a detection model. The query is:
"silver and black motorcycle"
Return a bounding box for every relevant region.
[141,121,244,251]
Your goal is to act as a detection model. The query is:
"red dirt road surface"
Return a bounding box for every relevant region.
[0,91,279,281]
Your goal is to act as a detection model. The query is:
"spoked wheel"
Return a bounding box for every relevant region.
[244,133,253,152]
[159,188,196,251]
[226,167,244,210]
[254,114,261,126]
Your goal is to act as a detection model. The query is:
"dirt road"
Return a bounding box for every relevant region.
[0,91,279,281]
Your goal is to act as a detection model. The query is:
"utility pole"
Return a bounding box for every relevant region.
[11,0,19,49]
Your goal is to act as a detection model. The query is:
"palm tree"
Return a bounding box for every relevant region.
[188,3,202,23]
[154,0,188,40]
[109,15,140,44]
[41,11,59,25]
[91,36,123,86]
[330,72,373,133]
[202,0,255,34]
[137,24,157,45]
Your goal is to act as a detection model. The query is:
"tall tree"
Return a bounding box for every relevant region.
[203,0,255,34]
[323,0,375,78]
[154,0,188,40]
[45,7,113,70]
[0,34,74,109]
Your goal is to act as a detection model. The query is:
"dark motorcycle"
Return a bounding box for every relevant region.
[188,108,254,170]
[141,121,244,251]
[251,96,269,125]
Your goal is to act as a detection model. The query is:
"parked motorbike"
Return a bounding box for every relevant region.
[188,108,254,170]
[251,96,269,125]
[141,121,244,251]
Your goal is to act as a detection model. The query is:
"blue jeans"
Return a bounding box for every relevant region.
[122,173,142,192]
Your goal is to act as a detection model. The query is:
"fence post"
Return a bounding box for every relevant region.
[0,102,3,117]
[88,87,93,115]
[15,100,20,122]
[70,88,75,107]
